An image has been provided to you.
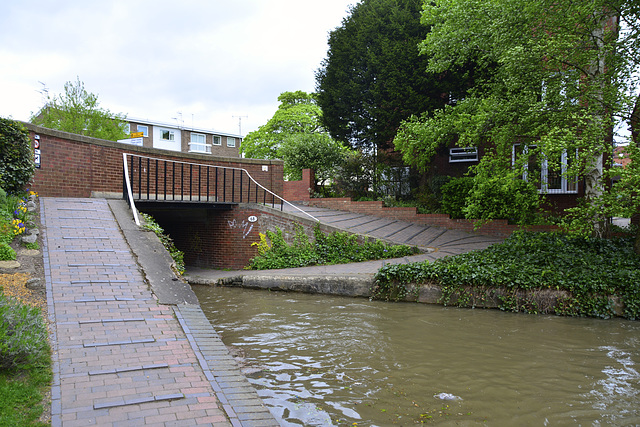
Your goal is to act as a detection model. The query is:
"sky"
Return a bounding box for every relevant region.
[0,0,355,137]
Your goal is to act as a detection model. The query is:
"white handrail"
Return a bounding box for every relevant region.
[122,153,141,226]
[123,153,319,223]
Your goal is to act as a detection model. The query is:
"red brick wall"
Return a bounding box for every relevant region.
[283,169,315,201]
[307,197,560,237]
[25,123,283,199]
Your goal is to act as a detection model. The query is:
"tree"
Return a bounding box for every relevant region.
[394,0,640,236]
[315,0,472,151]
[0,118,35,194]
[277,133,348,187]
[241,91,347,183]
[30,77,128,141]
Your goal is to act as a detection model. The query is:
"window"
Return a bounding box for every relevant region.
[513,144,577,194]
[227,137,236,148]
[449,147,478,163]
[212,135,221,146]
[189,133,211,154]
[137,125,149,137]
[160,129,175,141]
[541,72,579,109]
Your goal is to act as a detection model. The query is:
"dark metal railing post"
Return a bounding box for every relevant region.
[155,159,158,200]
[232,170,235,203]
[215,168,218,202]
[138,156,142,200]
[172,162,176,201]
[163,161,167,200]
[181,163,184,201]
[189,164,193,201]
[206,167,210,202]
[198,165,202,202]
[239,171,243,203]
[223,169,227,202]
[146,157,150,200]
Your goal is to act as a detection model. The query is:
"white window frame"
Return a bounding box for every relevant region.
[189,133,211,154]
[137,125,149,137]
[513,144,578,194]
[160,128,175,141]
[212,135,221,146]
[449,147,478,163]
[227,137,236,148]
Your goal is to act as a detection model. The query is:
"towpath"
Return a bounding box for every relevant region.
[41,198,278,427]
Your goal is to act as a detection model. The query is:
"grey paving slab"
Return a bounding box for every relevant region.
[41,197,277,427]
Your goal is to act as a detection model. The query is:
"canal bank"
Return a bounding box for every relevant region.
[44,198,278,427]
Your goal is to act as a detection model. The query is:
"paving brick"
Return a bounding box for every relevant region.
[42,197,275,426]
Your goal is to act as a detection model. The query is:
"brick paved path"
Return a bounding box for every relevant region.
[41,198,278,427]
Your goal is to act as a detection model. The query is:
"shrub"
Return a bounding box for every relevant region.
[440,176,474,219]
[247,224,419,269]
[465,177,540,224]
[0,118,35,194]
[0,242,16,260]
[0,294,50,369]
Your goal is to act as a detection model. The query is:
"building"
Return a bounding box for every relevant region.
[123,118,242,157]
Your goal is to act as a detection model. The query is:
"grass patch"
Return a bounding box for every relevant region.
[0,365,51,426]
[372,231,640,319]
[247,224,420,270]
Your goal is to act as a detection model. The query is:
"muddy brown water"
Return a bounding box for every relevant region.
[193,286,640,426]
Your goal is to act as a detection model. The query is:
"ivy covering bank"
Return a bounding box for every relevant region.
[372,231,640,320]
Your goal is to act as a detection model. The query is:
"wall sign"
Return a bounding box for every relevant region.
[34,135,41,168]
[248,216,258,223]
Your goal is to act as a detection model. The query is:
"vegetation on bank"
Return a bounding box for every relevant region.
[139,213,186,275]
[0,121,50,424]
[247,224,420,270]
[371,231,640,320]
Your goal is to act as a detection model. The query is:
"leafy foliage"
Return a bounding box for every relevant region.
[0,242,16,261]
[372,231,640,319]
[0,294,50,369]
[0,118,35,194]
[316,0,470,150]
[140,213,185,275]
[247,224,419,270]
[241,91,347,184]
[30,77,128,141]
[440,177,474,219]
[395,0,640,235]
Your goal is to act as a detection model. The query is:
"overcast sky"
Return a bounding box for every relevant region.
[0,1,355,137]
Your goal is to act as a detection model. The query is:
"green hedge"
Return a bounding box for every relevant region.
[0,118,35,194]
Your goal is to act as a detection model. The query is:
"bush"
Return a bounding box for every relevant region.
[441,176,474,219]
[465,177,540,224]
[0,294,50,369]
[247,224,419,269]
[0,242,16,261]
[0,118,35,194]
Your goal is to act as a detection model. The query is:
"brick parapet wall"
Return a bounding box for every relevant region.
[282,168,314,201]
[24,123,284,199]
[307,197,559,237]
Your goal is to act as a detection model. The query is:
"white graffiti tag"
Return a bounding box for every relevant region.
[227,218,254,239]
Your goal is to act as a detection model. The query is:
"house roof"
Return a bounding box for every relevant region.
[127,117,242,139]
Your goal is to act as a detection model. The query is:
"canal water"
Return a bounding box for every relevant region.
[192,286,640,426]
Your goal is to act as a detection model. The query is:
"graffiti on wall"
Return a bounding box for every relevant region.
[228,215,258,239]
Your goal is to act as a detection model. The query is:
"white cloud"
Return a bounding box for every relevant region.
[0,0,353,135]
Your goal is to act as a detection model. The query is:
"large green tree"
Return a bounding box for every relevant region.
[30,77,128,141]
[394,0,640,236]
[241,91,347,183]
[315,0,472,151]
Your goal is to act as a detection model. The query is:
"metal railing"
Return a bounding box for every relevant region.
[122,153,318,225]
